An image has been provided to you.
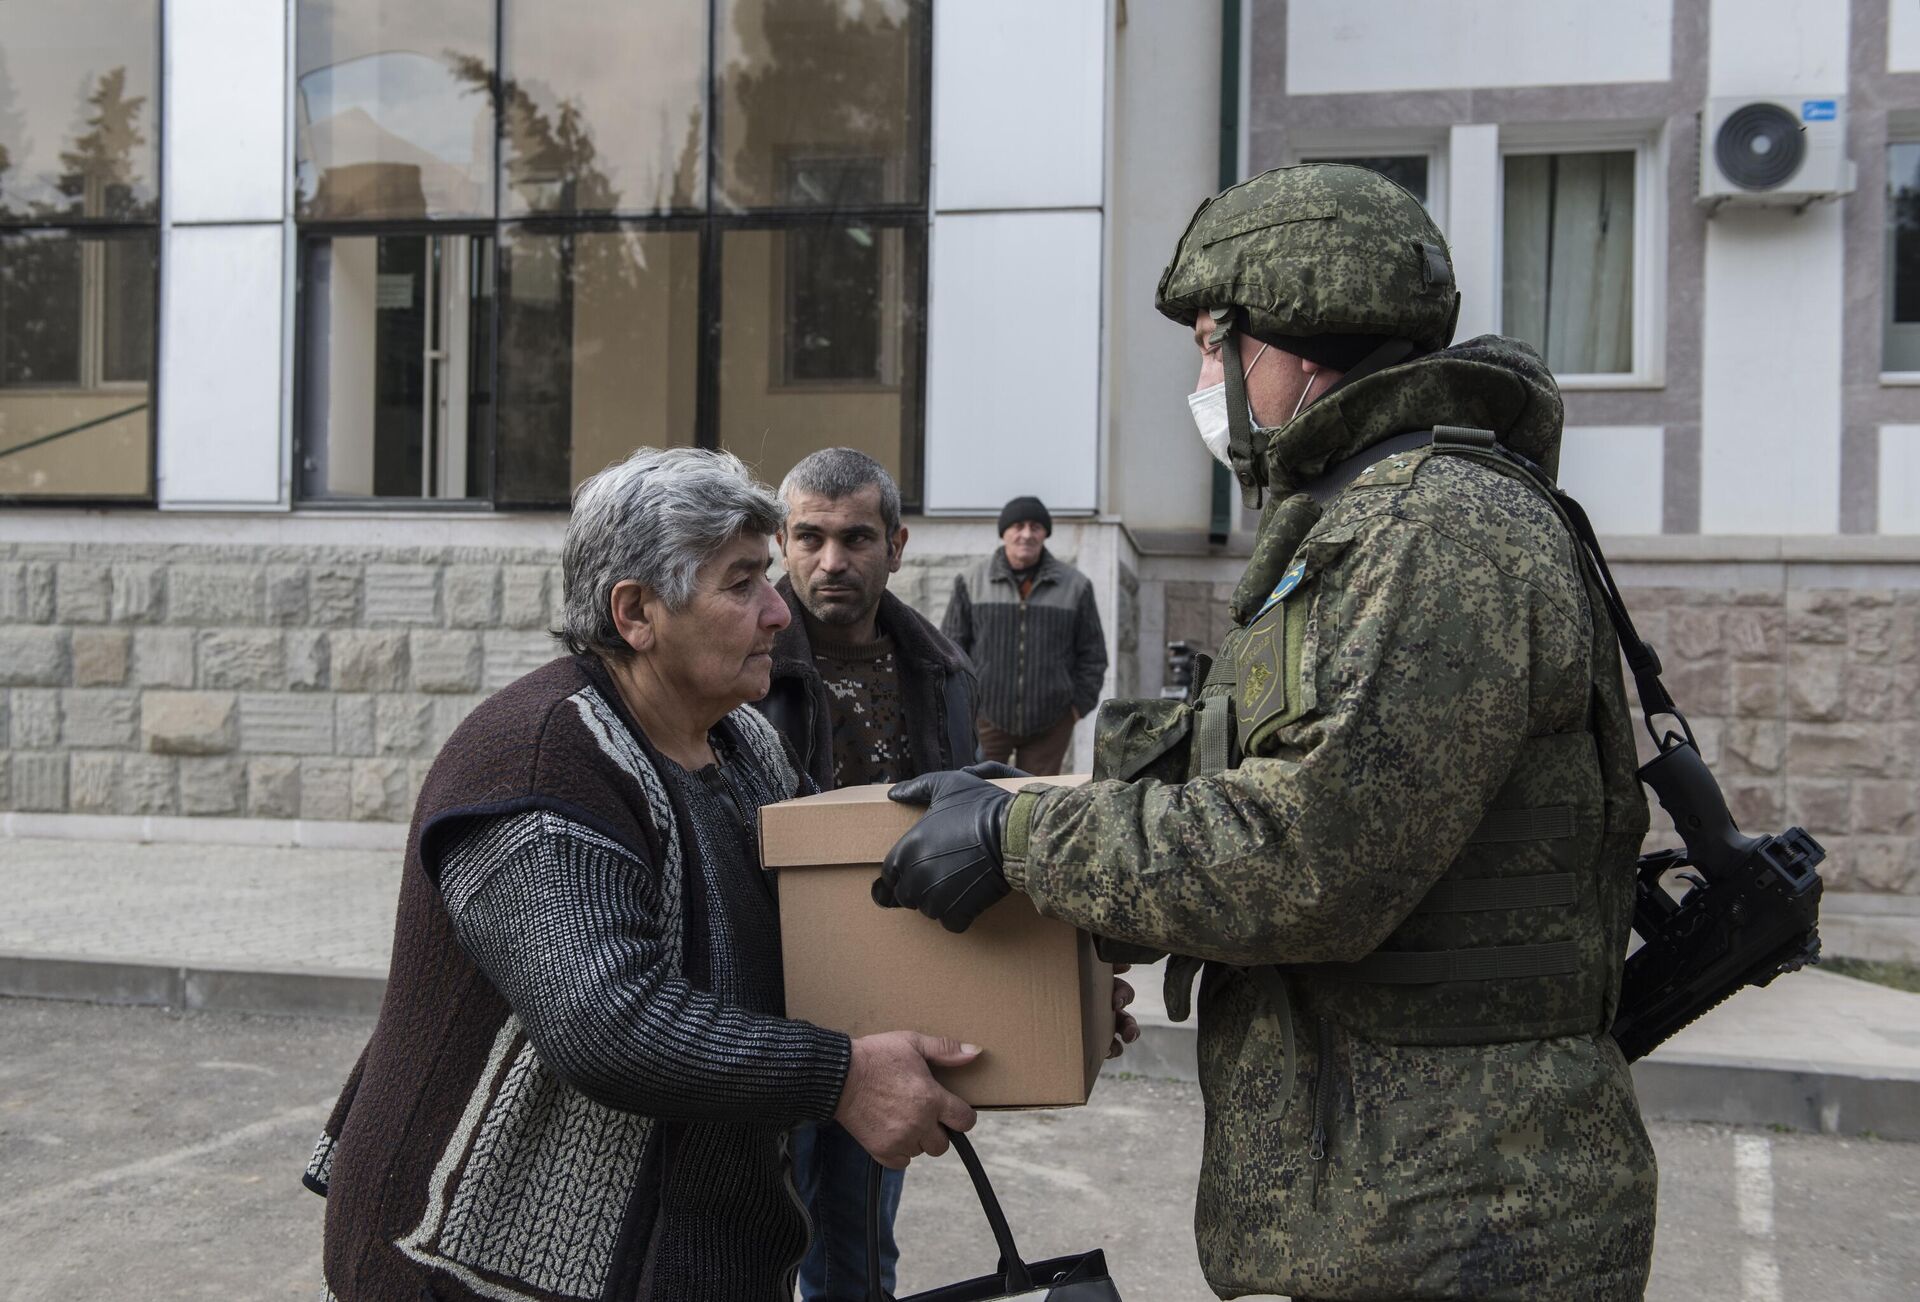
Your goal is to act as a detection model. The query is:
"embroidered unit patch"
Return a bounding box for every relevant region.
[1256,559,1308,620]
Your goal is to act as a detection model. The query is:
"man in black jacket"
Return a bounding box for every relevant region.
[754,447,979,1299]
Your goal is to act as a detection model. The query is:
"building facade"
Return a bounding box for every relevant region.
[1,0,1916,898]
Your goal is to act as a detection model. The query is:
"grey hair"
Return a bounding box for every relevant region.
[778,447,903,537]
[557,447,784,659]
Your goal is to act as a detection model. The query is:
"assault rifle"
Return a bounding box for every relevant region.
[1432,429,1827,1061]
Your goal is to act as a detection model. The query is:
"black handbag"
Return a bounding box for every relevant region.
[865,1128,1123,1301]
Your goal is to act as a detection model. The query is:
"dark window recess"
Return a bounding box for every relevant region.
[1315,155,1429,206]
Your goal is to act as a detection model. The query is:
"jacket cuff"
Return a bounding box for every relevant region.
[1000,787,1050,889]
[799,1028,856,1123]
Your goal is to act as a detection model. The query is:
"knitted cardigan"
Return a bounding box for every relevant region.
[306,655,850,1301]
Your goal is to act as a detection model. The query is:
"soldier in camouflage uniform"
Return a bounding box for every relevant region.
[881,164,1658,1301]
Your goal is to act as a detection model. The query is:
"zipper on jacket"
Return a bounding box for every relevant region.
[1308,1016,1336,1208]
[1015,587,1028,735]
[778,1128,814,1294]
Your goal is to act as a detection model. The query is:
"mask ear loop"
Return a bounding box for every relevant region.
[1289,366,1320,424]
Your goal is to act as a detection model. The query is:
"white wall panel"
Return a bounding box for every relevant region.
[925,212,1101,512]
[158,225,286,507]
[1893,0,1920,72]
[165,0,287,223]
[1701,206,1843,534]
[1287,0,1670,95]
[933,0,1106,211]
[1710,0,1849,95]
[1447,124,1501,343]
[1879,425,1920,533]
[1558,427,1665,535]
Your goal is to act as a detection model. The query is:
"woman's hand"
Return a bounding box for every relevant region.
[835,1031,980,1169]
[1107,963,1142,1060]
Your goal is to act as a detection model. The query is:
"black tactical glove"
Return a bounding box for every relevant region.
[874,770,1014,932]
[962,761,1029,781]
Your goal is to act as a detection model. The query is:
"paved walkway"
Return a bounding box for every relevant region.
[4,836,1919,1137]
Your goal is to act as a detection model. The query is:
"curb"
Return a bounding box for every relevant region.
[1096,1014,1920,1142]
[9,953,1918,1141]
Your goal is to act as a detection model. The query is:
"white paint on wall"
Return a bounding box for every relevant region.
[1878,425,1920,532]
[158,225,287,508]
[1558,427,1665,535]
[1701,205,1844,534]
[925,212,1102,513]
[1286,0,1671,96]
[1447,124,1501,343]
[165,0,287,223]
[1710,0,1849,95]
[1892,0,1920,72]
[933,0,1107,211]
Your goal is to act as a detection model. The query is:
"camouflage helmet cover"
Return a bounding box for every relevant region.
[1156,163,1460,354]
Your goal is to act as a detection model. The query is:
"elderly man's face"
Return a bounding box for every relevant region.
[1001,520,1046,570]
[780,485,905,629]
[647,532,791,708]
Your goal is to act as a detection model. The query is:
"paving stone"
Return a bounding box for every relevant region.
[70,752,176,815]
[11,752,66,810]
[71,628,131,686]
[351,758,410,821]
[61,690,139,748]
[1723,777,1784,831]
[286,630,329,691]
[1785,723,1900,779]
[363,566,440,626]
[1786,778,1852,837]
[1724,719,1785,775]
[444,566,500,629]
[310,567,362,626]
[1846,663,1918,723]
[197,629,286,690]
[178,756,245,815]
[501,566,551,629]
[483,631,558,691]
[335,695,375,757]
[54,562,112,623]
[247,756,302,819]
[265,566,309,625]
[410,631,481,693]
[1787,590,1850,645]
[131,628,195,688]
[376,695,434,754]
[1722,607,1784,662]
[168,566,265,625]
[1668,608,1721,659]
[141,691,238,755]
[300,758,354,821]
[239,694,334,755]
[330,631,409,692]
[0,627,68,685]
[0,562,55,622]
[11,689,61,749]
[110,563,165,623]
[1729,663,1781,717]
[1788,646,1847,722]
[1852,779,1920,836]
[68,753,121,813]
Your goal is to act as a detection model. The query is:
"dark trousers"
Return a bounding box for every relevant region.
[793,1120,902,1300]
[977,710,1077,776]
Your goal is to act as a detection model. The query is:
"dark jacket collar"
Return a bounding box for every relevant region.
[770,576,969,684]
[988,546,1060,589]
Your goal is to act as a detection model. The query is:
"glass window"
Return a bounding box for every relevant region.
[495,228,700,505]
[718,222,921,492]
[1317,155,1428,206]
[1502,150,1636,375]
[0,2,159,223]
[500,0,707,216]
[1885,143,1920,372]
[715,0,929,211]
[0,230,155,499]
[294,0,496,220]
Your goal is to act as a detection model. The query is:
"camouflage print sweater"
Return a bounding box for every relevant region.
[1002,337,1657,1302]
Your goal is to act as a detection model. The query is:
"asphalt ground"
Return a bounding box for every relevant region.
[1,999,1915,1302]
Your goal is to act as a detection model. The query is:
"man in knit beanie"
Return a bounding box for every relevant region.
[942,495,1107,775]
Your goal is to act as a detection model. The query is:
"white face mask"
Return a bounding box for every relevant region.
[1188,343,1270,466]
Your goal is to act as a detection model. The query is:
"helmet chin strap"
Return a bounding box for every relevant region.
[1211,308,1267,511]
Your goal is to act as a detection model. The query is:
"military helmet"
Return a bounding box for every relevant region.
[1156,163,1459,357]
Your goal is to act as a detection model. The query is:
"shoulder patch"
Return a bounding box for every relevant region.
[1254,558,1308,621]
[1350,443,1434,490]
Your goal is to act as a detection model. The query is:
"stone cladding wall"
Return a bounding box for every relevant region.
[0,541,991,825]
[1157,577,1920,896]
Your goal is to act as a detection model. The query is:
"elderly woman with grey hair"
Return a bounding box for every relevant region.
[308,448,978,1302]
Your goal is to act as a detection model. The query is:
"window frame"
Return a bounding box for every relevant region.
[1288,132,1450,230]
[0,3,164,507]
[290,0,933,513]
[1495,122,1667,391]
[1881,135,1920,384]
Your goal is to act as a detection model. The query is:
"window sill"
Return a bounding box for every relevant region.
[1879,371,1920,386]
[1555,373,1665,392]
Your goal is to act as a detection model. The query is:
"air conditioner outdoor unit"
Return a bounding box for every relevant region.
[1698,95,1855,211]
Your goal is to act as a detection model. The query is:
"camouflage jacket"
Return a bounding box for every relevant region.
[1002,337,1657,1301]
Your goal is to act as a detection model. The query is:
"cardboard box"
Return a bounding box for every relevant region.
[761,775,1112,1109]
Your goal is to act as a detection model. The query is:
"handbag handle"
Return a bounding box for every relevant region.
[866,1126,1035,1301]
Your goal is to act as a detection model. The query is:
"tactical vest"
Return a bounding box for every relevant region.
[1093,430,1636,1050]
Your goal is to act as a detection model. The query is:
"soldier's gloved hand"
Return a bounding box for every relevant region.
[962,761,1029,781]
[874,770,1014,932]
